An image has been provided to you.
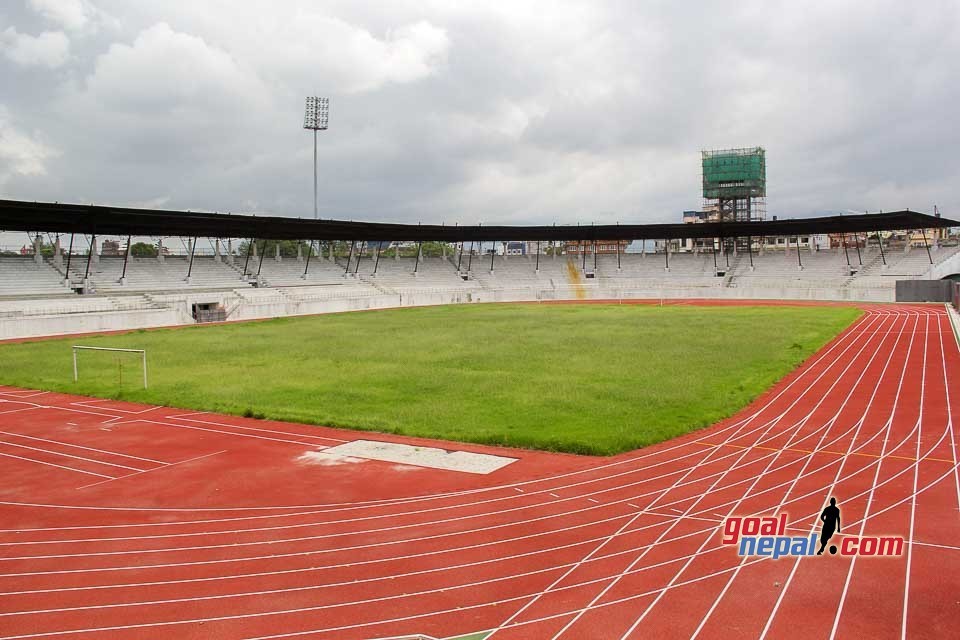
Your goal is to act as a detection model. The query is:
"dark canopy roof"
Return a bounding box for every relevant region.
[0,199,955,242]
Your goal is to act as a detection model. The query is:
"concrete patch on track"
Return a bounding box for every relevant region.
[297,450,366,467]
[322,439,517,474]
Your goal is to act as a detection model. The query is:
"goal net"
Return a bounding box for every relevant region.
[72,346,148,389]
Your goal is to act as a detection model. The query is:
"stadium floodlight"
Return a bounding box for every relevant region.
[303,97,329,220]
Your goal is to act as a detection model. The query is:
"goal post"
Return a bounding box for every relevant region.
[72,346,148,389]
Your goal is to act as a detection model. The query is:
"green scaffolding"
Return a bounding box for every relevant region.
[702,147,766,198]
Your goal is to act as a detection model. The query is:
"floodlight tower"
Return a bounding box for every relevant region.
[303,97,329,220]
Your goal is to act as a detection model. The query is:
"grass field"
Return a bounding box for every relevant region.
[0,304,861,455]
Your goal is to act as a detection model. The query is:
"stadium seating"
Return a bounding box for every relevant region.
[0,244,953,300]
[0,256,73,297]
[61,256,247,293]
[357,256,483,293]
[2,241,958,340]
[243,254,348,287]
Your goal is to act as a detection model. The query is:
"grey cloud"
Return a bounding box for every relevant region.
[0,0,957,227]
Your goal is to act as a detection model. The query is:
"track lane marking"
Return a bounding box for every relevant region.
[0,453,113,479]
[0,311,880,518]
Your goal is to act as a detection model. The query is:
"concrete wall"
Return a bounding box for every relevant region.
[0,307,184,340]
[0,283,898,341]
[895,280,953,302]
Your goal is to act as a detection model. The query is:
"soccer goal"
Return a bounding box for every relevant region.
[72,346,148,389]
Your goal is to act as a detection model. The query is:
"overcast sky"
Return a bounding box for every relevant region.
[1,0,957,226]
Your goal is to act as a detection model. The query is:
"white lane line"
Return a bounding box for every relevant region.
[937,311,960,523]
[749,310,911,640]
[165,415,347,443]
[911,540,960,551]
[901,313,930,640]
[828,313,924,640]
[0,440,143,472]
[0,405,919,584]
[166,411,210,419]
[0,407,42,417]
[13,459,956,640]
[100,408,159,425]
[4,396,953,629]
[0,321,895,571]
[125,419,334,448]
[566,311,895,639]
[0,430,166,465]
[0,390,49,399]
[541,327,850,640]
[0,379,912,572]
[75,451,227,490]
[628,310,900,640]
[0,313,886,548]
[70,400,157,415]
[0,452,113,479]
[491,459,960,640]
[0,311,880,519]
[0,508,750,599]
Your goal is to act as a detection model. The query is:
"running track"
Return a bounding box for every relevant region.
[0,303,957,639]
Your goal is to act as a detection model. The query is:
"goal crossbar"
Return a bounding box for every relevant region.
[72,346,148,388]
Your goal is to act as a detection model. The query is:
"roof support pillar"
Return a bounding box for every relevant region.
[354,241,365,274]
[922,228,933,264]
[373,241,383,275]
[344,240,355,275]
[64,232,74,284]
[256,240,266,279]
[83,233,96,291]
[242,238,254,277]
[302,240,314,279]
[186,236,197,282]
[120,234,131,284]
[876,231,886,266]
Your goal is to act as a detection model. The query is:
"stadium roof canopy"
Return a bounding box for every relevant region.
[0,199,955,242]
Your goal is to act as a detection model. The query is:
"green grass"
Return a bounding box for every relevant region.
[0,304,861,455]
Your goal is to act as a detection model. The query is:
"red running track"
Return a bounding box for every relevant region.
[0,303,957,639]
